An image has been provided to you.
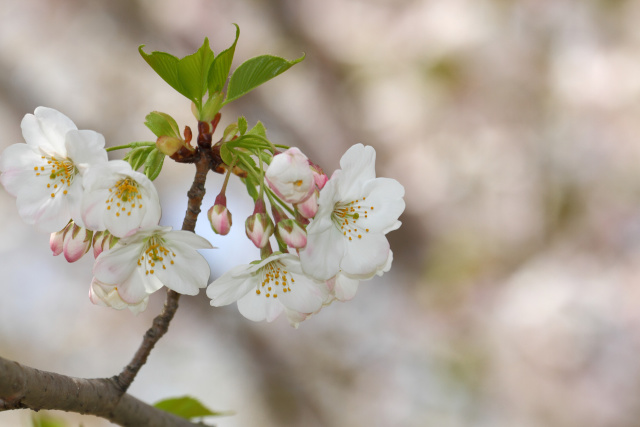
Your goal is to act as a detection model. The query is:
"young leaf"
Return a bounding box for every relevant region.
[225,53,305,104]
[177,38,214,105]
[237,116,248,135]
[243,175,260,201]
[154,396,231,420]
[144,147,166,181]
[145,111,181,138]
[124,145,155,171]
[208,24,240,94]
[247,120,267,138]
[138,47,183,96]
[219,143,235,166]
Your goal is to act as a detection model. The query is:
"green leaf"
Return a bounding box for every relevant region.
[237,116,248,135]
[208,24,240,94]
[139,47,182,96]
[243,176,260,201]
[247,120,267,138]
[177,38,215,105]
[154,396,231,420]
[144,147,165,181]
[124,145,155,171]
[145,111,181,138]
[219,143,235,166]
[140,39,215,104]
[225,53,305,104]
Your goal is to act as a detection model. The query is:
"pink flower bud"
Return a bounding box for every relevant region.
[265,147,315,204]
[63,223,93,263]
[50,222,72,256]
[208,204,232,235]
[310,162,328,190]
[245,213,274,248]
[296,190,319,219]
[277,219,307,249]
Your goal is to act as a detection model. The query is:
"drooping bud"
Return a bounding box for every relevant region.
[245,199,274,248]
[265,147,315,204]
[296,189,319,219]
[208,194,232,235]
[277,219,307,249]
[50,221,73,256]
[63,222,94,263]
[310,161,328,190]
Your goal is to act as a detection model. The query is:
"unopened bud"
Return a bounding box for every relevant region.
[92,230,119,258]
[296,190,319,219]
[265,147,315,204]
[208,197,232,236]
[63,223,93,263]
[245,213,274,248]
[277,219,307,249]
[50,221,73,256]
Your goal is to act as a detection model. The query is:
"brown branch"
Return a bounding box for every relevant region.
[0,356,201,426]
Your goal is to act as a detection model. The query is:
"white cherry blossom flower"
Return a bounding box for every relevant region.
[207,253,328,324]
[300,144,404,281]
[81,160,161,238]
[93,226,213,305]
[0,107,108,231]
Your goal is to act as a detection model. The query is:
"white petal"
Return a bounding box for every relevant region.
[207,265,257,306]
[300,226,345,280]
[0,144,42,195]
[357,177,405,234]
[237,291,284,322]
[65,130,107,172]
[93,242,142,285]
[278,271,328,313]
[333,273,360,301]
[117,267,158,304]
[340,232,390,279]
[153,241,211,295]
[81,187,110,231]
[166,230,213,250]
[337,144,376,199]
[22,107,77,154]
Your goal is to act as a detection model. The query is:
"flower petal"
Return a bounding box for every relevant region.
[300,226,345,280]
[237,291,284,322]
[93,241,143,285]
[21,107,77,154]
[207,264,257,306]
[357,177,405,234]
[65,130,107,172]
[340,232,390,279]
[337,144,376,200]
[333,273,360,301]
[153,240,211,295]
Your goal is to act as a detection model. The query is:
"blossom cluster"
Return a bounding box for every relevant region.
[1,107,405,327]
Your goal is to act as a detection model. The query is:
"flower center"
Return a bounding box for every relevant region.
[35,155,77,198]
[106,178,143,218]
[255,260,293,298]
[332,196,373,241]
[138,235,176,275]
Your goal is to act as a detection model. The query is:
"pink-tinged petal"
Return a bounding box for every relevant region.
[65,130,107,171]
[81,188,110,231]
[337,144,377,199]
[15,185,71,232]
[333,273,360,301]
[356,177,405,234]
[207,265,257,306]
[0,144,42,195]
[340,232,390,279]
[237,291,284,322]
[278,272,327,314]
[21,107,77,153]
[93,242,143,285]
[116,267,158,304]
[300,226,345,281]
[296,190,318,219]
[284,308,311,328]
[265,147,315,204]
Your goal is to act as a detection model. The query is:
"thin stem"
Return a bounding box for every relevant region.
[115,124,212,393]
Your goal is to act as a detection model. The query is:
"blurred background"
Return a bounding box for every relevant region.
[2,0,640,426]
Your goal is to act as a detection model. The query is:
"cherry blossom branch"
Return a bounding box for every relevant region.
[0,356,201,426]
[0,122,215,425]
